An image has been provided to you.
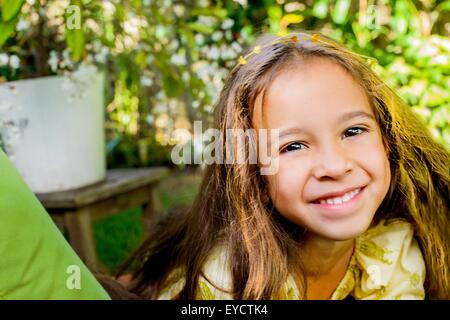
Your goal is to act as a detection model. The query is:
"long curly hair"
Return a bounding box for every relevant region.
[118,30,450,299]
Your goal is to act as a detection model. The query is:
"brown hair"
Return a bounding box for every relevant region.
[119,30,450,299]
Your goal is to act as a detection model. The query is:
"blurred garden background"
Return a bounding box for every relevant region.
[0,0,449,274]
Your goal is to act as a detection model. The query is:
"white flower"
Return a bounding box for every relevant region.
[155,103,168,113]
[168,39,180,51]
[219,44,236,60]
[430,54,448,65]
[195,33,205,45]
[156,91,166,100]
[95,53,107,64]
[419,42,438,57]
[231,42,242,53]
[92,40,102,52]
[95,47,109,64]
[212,31,223,41]
[207,46,220,60]
[197,0,209,7]
[102,0,116,15]
[0,54,9,66]
[197,16,217,26]
[145,114,154,124]
[48,51,59,72]
[73,64,97,81]
[221,18,234,30]
[124,20,139,37]
[60,49,74,69]
[9,55,20,69]
[170,53,186,65]
[16,20,30,32]
[233,0,248,6]
[192,100,200,109]
[173,4,185,16]
[140,75,153,87]
[85,19,100,33]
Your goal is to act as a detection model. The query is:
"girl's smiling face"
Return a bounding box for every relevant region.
[254,57,391,241]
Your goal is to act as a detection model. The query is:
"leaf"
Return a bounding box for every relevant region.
[1,0,25,22]
[190,7,227,20]
[65,1,85,61]
[390,0,409,35]
[186,22,214,34]
[332,0,351,24]
[268,5,282,34]
[0,18,15,48]
[134,51,147,68]
[436,0,450,12]
[351,22,369,47]
[102,22,115,47]
[162,70,184,98]
[66,28,85,61]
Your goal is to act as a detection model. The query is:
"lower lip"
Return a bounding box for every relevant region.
[310,186,366,219]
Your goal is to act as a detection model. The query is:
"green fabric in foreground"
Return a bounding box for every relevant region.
[0,149,110,300]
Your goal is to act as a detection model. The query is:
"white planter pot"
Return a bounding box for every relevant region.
[0,70,106,193]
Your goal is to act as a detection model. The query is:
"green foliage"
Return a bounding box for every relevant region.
[1,0,448,168]
[225,0,450,149]
[0,0,25,48]
[1,0,25,22]
[0,18,15,48]
[65,0,85,61]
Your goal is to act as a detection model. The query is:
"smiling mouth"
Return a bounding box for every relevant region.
[309,186,367,218]
[311,187,365,205]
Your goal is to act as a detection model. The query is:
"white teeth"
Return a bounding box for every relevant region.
[342,194,351,202]
[318,188,361,205]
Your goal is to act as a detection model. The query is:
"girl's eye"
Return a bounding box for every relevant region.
[281,142,307,153]
[343,127,368,138]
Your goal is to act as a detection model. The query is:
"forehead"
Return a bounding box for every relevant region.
[252,57,373,129]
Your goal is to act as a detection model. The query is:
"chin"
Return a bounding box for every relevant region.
[315,217,374,242]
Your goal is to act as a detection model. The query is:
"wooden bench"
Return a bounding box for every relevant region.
[36,167,170,270]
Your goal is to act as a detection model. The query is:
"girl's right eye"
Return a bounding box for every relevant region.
[281,142,307,153]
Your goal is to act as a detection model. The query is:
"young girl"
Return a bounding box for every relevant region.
[117,30,450,300]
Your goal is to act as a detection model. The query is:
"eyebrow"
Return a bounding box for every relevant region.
[278,110,375,139]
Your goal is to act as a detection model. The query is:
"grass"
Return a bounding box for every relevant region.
[93,168,203,274]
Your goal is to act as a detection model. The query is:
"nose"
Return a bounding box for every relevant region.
[312,143,353,180]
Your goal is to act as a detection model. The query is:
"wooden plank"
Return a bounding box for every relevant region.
[64,208,98,269]
[48,186,155,222]
[37,167,169,208]
[88,186,153,222]
[142,184,163,234]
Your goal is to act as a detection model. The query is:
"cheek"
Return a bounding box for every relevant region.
[267,158,309,207]
[355,136,391,192]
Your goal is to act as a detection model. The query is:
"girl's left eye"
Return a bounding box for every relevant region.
[343,127,368,138]
[280,142,307,153]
